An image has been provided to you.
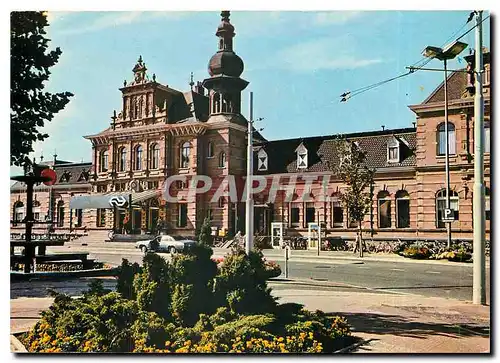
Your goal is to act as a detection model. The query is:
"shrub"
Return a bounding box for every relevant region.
[116,259,141,300]
[198,217,214,246]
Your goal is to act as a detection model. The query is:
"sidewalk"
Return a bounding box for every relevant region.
[11,278,490,353]
[271,282,490,353]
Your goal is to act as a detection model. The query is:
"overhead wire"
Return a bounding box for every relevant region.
[340,12,488,103]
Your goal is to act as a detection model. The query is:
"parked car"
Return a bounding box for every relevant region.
[135,235,196,254]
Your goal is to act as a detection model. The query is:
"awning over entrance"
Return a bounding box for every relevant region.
[130,189,162,205]
[69,192,130,210]
[69,189,162,210]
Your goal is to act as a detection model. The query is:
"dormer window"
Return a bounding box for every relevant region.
[387,137,400,163]
[295,143,308,169]
[257,148,268,171]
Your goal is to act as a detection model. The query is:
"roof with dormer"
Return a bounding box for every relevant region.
[253,128,416,175]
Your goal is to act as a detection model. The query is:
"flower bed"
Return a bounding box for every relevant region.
[22,245,352,353]
[400,245,431,259]
[11,261,108,272]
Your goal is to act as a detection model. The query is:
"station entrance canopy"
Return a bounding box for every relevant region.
[69,190,161,210]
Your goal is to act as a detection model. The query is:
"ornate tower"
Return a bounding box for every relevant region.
[202,11,249,120]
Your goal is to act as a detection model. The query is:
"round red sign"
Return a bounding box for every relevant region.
[41,168,57,186]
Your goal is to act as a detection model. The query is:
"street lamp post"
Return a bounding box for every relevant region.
[423,40,468,249]
[245,92,254,254]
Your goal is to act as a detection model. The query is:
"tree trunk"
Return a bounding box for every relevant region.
[358,222,363,258]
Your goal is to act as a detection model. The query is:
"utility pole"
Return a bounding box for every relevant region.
[472,10,486,305]
[245,92,254,254]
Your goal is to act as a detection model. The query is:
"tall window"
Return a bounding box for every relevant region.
[96,209,106,227]
[57,200,65,227]
[99,150,108,172]
[149,143,160,169]
[180,142,190,168]
[395,190,410,228]
[378,191,391,228]
[331,195,343,228]
[207,142,214,158]
[75,209,83,227]
[178,203,188,227]
[485,123,490,153]
[219,152,226,168]
[133,145,143,170]
[485,187,491,221]
[13,201,24,222]
[290,203,300,227]
[305,202,315,224]
[218,197,225,208]
[32,201,41,221]
[437,122,456,156]
[436,189,459,228]
[118,147,127,171]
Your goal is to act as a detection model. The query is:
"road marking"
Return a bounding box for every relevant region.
[426,271,441,274]
[390,268,404,272]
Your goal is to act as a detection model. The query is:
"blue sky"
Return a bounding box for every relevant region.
[11,10,490,175]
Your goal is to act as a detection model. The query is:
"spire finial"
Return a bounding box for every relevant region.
[189,72,194,90]
[138,55,143,63]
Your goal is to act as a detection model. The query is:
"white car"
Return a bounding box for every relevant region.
[135,235,196,254]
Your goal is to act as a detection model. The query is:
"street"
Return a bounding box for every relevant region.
[48,242,490,303]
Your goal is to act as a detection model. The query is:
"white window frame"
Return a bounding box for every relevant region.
[257,148,268,171]
[296,143,308,169]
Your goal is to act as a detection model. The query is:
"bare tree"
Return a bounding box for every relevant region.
[331,139,375,257]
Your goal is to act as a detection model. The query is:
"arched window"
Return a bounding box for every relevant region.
[149,143,160,169]
[99,150,108,172]
[133,145,143,170]
[57,200,65,227]
[377,191,391,228]
[395,190,410,228]
[207,142,214,158]
[218,152,226,168]
[180,142,190,168]
[13,201,24,222]
[437,122,456,156]
[436,189,459,228]
[118,147,127,172]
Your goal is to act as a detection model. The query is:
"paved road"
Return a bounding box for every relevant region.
[81,248,490,302]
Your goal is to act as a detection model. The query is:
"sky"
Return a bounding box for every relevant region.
[10,10,491,176]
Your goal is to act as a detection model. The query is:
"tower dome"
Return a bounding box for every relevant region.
[207,11,244,77]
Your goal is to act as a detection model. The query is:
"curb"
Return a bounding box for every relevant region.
[10,334,28,353]
[334,338,370,353]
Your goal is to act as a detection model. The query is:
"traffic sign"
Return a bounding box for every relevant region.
[41,168,57,186]
[442,208,455,223]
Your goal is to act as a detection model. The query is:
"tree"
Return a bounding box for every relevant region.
[198,217,214,246]
[11,11,73,167]
[331,139,374,257]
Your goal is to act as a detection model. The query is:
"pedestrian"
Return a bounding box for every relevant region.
[353,232,360,254]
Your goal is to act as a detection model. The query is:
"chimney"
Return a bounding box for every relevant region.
[194,81,205,96]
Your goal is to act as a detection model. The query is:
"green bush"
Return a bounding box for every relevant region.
[198,217,214,246]
[116,259,141,300]
[24,244,353,353]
